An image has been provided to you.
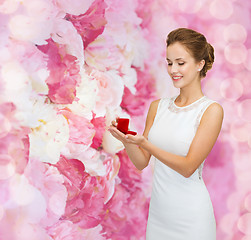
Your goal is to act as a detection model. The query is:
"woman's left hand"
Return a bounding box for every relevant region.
[123,133,146,147]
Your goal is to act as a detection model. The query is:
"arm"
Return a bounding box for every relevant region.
[125,103,224,178]
[108,99,160,170]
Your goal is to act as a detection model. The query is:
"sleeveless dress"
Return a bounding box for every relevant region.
[146,95,217,240]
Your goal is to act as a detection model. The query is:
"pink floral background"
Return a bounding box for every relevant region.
[0,0,251,239]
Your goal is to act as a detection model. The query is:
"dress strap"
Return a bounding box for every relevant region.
[152,97,170,123]
[194,99,218,131]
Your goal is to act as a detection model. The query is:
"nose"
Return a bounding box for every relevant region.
[170,63,178,74]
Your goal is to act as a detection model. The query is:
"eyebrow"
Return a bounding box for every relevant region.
[166,58,185,61]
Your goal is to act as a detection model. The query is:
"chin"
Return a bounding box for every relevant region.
[172,81,184,88]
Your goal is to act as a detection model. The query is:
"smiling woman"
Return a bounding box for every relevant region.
[166,28,214,78]
[166,41,205,90]
[109,28,223,240]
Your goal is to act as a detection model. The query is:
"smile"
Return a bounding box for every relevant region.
[172,76,182,81]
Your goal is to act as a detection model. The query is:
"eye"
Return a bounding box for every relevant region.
[178,62,185,66]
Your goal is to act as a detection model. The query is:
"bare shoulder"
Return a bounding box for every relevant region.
[149,99,161,111]
[204,102,224,117]
[201,102,224,126]
[143,99,161,136]
[147,99,161,119]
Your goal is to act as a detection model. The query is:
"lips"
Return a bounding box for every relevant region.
[172,76,182,81]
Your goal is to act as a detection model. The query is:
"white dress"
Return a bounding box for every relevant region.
[146,95,217,240]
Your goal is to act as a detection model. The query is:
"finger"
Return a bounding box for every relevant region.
[109,126,126,138]
[124,138,136,144]
[125,134,136,140]
[108,129,123,140]
[110,131,121,139]
[111,120,117,127]
[109,125,120,133]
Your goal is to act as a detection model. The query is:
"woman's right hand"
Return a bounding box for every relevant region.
[108,120,128,144]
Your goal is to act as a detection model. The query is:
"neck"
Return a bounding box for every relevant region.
[178,80,204,103]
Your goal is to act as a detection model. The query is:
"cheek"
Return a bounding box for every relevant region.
[180,65,194,75]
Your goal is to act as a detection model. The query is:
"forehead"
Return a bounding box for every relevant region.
[166,42,193,60]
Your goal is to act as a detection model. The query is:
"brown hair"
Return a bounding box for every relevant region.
[166,28,214,78]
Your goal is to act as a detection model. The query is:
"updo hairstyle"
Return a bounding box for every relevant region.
[166,28,214,78]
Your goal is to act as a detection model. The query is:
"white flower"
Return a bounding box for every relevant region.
[102,108,130,154]
[69,70,98,118]
[91,69,124,117]
[29,101,69,164]
[62,145,107,177]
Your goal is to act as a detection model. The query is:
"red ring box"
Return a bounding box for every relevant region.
[117,118,129,134]
[117,118,137,135]
[127,130,137,135]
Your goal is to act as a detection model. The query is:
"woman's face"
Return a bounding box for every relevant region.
[166,42,204,89]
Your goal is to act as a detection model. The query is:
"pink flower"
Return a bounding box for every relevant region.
[51,18,84,66]
[84,34,126,71]
[54,156,88,195]
[136,0,154,28]
[84,1,149,71]
[61,145,106,176]
[38,39,81,104]
[0,215,51,240]
[117,150,143,189]
[57,156,106,229]
[56,153,119,229]
[102,184,149,240]
[90,69,124,117]
[47,220,83,240]
[101,152,120,203]
[8,0,60,45]
[91,115,106,149]
[81,224,106,240]
[0,102,15,139]
[56,0,94,16]
[60,109,95,147]
[0,102,30,179]
[117,149,153,197]
[105,0,141,27]
[121,67,156,116]
[6,39,49,95]
[100,149,149,239]
[25,159,68,227]
[65,0,107,49]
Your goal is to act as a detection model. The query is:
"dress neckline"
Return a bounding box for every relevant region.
[168,95,208,113]
[173,95,206,108]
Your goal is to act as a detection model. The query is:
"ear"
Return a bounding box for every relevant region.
[197,59,205,71]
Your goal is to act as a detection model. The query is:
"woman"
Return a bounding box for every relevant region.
[108,28,223,240]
